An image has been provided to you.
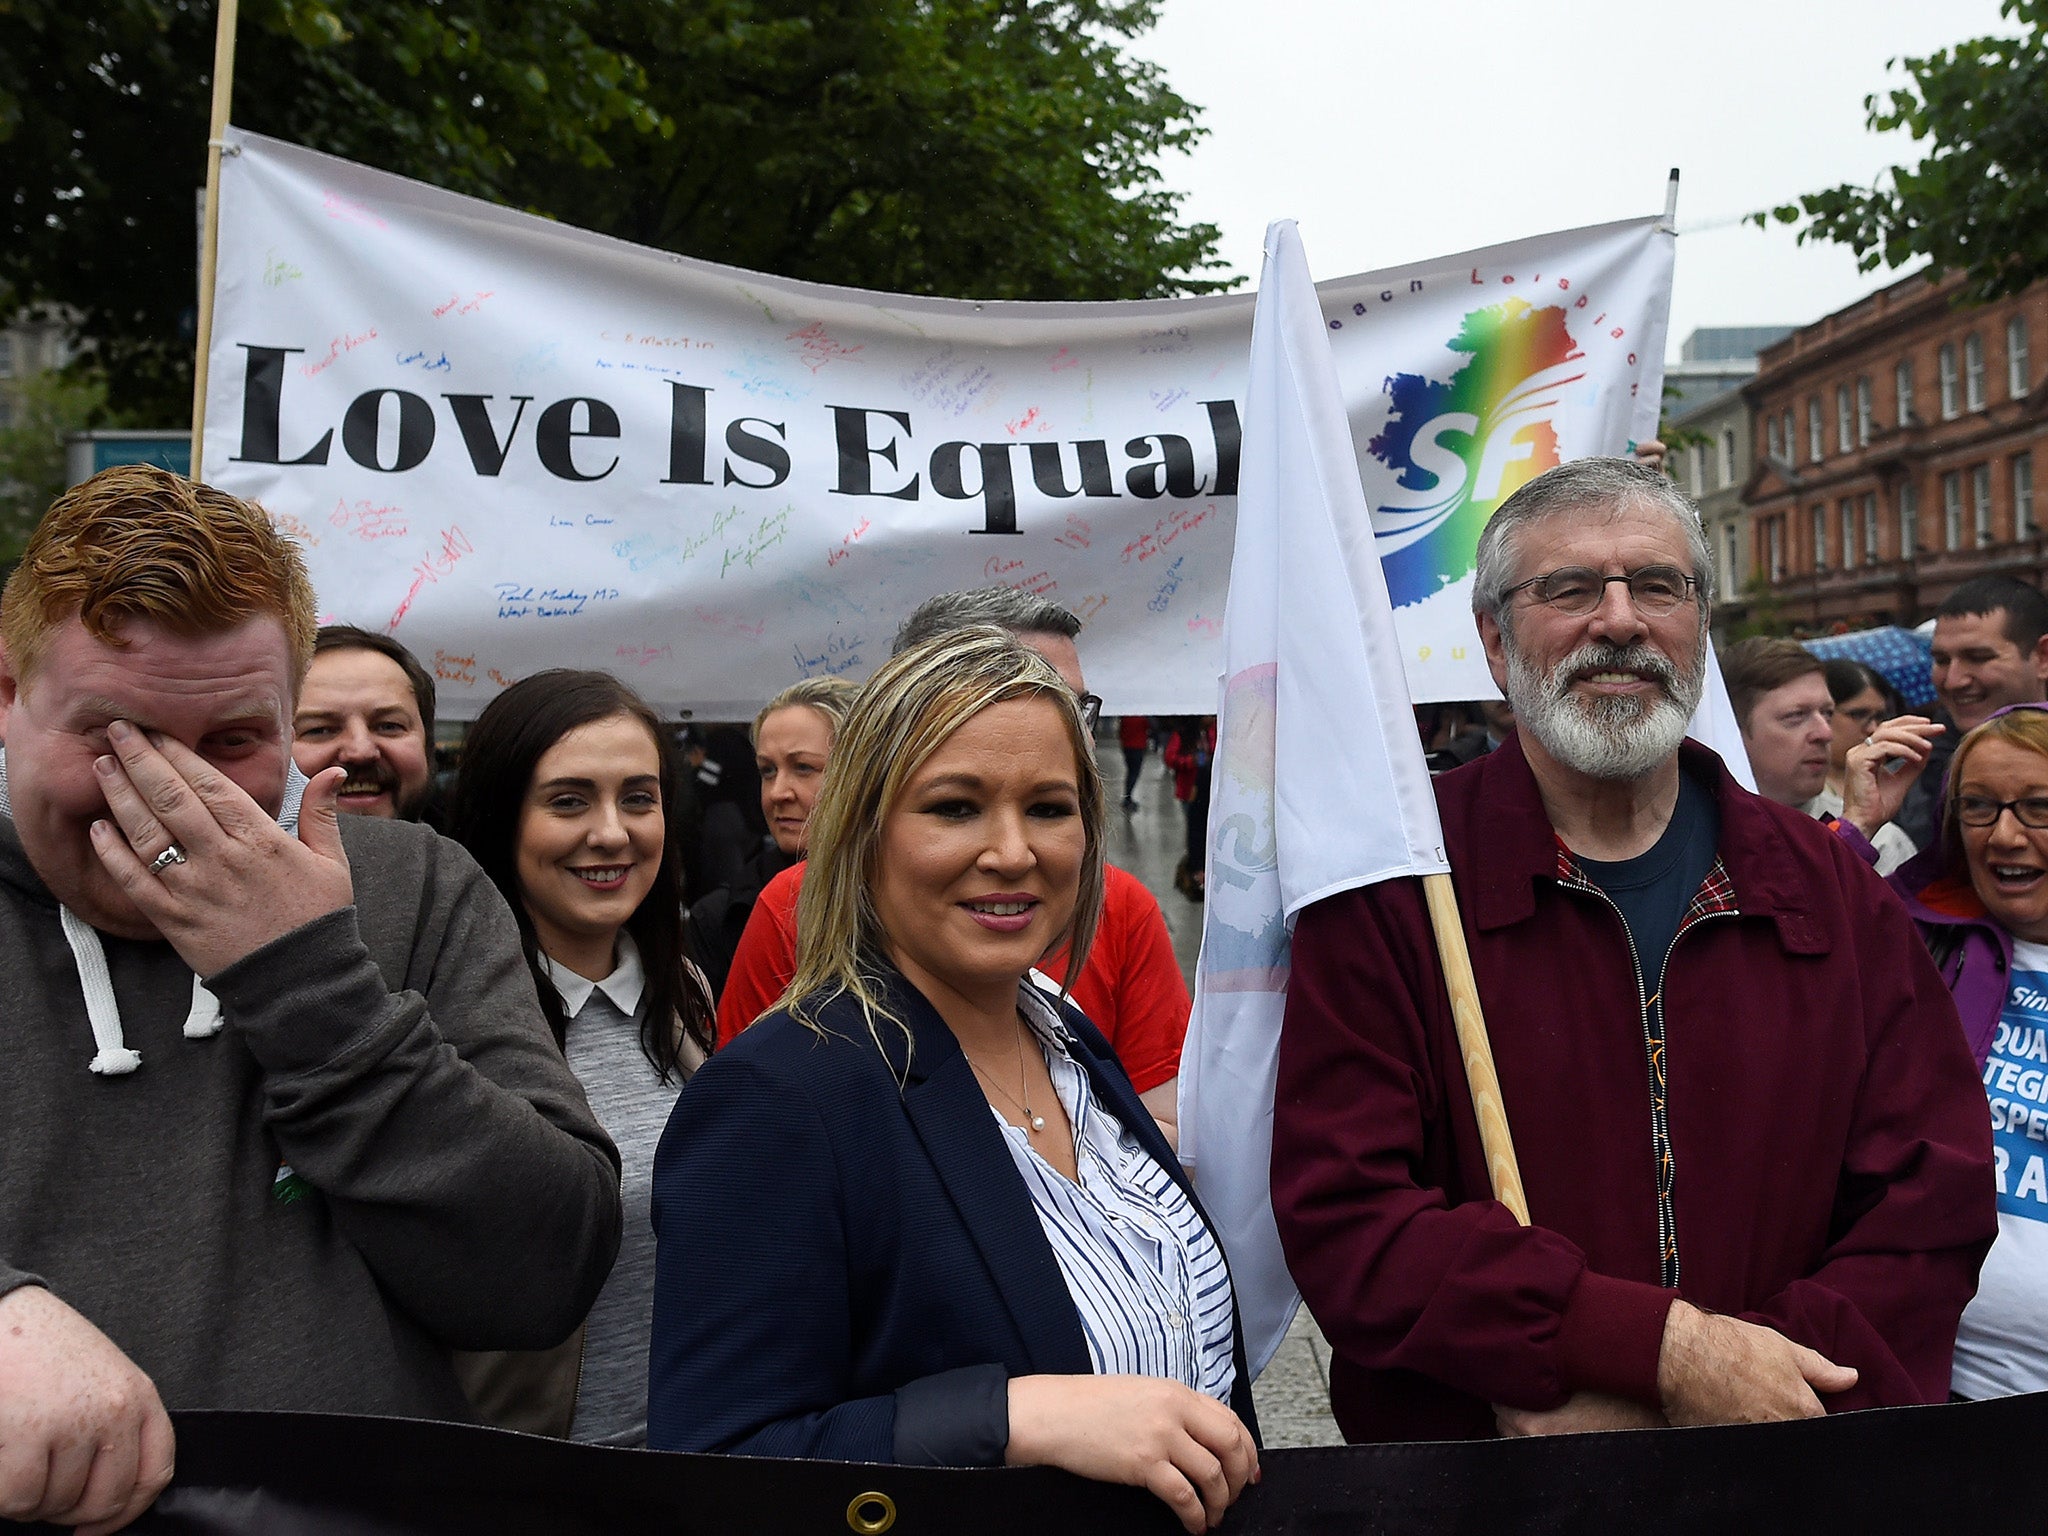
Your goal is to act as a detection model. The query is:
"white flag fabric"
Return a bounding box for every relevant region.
[1178,223,1452,1376]
[1687,657,1758,791]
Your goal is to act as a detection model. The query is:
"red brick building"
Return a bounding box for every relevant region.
[1740,270,2048,631]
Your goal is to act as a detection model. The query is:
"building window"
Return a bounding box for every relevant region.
[1768,518,1785,582]
[1900,480,1920,558]
[1864,493,1880,561]
[1809,397,1825,461]
[1944,471,1964,549]
[1966,333,1987,411]
[1766,415,1781,461]
[1975,462,1995,544]
[2011,316,2033,398]
[1719,428,1736,488]
[1841,498,1858,567]
[1896,357,1915,426]
[1687,442,1704,495]
[1722,524,1741,602]
[1856,375,1873,445]
[2017,452,2036,539]
[1941,344,1960,419]
[1836,384,1853,453]
[1781,408,1795,463]
[1812,504,1828,569]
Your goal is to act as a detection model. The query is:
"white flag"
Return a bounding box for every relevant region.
[1687,657,1758,792]
[1178,222,1451,1376]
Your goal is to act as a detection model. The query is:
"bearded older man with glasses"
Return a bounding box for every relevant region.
[1270,457,1994,1445]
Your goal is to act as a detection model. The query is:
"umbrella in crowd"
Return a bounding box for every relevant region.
[1801,626,1937,709]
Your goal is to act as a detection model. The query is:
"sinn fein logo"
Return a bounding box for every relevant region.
[1367,298,1585,608]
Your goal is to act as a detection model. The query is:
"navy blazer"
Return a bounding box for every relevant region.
[647,968,1259,1463]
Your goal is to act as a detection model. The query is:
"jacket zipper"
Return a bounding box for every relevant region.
[1561,879,1736,1292]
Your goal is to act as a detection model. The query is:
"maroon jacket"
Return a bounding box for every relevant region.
[1272,735,1995,1443]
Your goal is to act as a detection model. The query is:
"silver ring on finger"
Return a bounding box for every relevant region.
[148,843,188,875]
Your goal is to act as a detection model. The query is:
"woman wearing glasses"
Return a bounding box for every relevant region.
[648,628,1257,1533]
[1847,703,2048,1402]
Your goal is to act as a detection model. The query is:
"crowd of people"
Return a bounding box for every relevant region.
[0,455,2033,1532]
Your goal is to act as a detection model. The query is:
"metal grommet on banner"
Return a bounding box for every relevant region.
[846,1491,897,1534]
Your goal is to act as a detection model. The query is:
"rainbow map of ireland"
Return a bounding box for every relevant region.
[1367,297,1585,609]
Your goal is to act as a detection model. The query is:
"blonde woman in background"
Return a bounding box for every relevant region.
[690,676,856,1001]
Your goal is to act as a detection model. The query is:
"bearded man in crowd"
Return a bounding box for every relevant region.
[291,626,438,821]
[1271,457,1993,1442]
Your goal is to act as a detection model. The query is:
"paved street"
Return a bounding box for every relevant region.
[1099,736,1344,1449]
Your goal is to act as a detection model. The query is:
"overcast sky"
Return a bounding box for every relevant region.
[1137,0,2013,359]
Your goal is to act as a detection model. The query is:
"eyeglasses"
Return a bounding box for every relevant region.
[1502,565,1700,618]
[1075,692,1103,735]
[1956,794,2048,829]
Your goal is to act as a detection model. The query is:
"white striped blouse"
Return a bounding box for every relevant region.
[993,987,1237,1403]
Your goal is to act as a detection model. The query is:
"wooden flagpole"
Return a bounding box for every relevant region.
[188,0,242,475]
[1421,873,1531,1225]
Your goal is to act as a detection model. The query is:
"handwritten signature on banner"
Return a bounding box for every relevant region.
[826,518,872,568]
[1147,556,1186,614]
[432,650,478,686]
[301,330,378,378]
[689,607,768,640]
[331,498,409,541]
[792,632,865,678]
[387,526,475,632]
[494,582,622,621]
[599,332,714,351]
[432,292,496,319]
[1074,594,1111,623]
[1054,514,1091,551]
[786,321,865,374]
[982,556,1056,595]
[320,191,387,230]
[903,348,997,420]
[1121,502,1218,565]
[721,509,791,578]
[725,352,809,402]
[396,350,452,373]
[616,643,675,668]
[270,513,320,547]
[263,249,304,286]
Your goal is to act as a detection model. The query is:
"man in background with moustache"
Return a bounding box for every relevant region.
[292,626,439,823]
[1271,458,1993,1444]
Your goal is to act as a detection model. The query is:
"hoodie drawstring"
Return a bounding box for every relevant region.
[60,906,223,1073]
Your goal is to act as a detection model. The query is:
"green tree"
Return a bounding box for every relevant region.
[1757,0,2048,303]
[0,367,115,559]
[0,1,1220,424]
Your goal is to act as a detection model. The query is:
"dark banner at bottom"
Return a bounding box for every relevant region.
[9,1396,2040,1536]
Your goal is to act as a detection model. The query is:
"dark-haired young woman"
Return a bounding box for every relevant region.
[450,669,715,1446]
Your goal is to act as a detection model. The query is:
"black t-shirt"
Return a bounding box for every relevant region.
[1575,769,1720,1004]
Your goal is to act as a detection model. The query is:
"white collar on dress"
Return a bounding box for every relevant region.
[539,932,645,1018]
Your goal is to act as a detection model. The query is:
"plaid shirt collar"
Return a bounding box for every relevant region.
[1553,838,1741,928]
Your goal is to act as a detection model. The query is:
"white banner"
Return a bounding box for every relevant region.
[205,129,1672,717]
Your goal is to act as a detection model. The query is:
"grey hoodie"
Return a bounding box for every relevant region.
[0,762,622,1418]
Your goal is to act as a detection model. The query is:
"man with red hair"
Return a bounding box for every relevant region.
[0,467,620,1532]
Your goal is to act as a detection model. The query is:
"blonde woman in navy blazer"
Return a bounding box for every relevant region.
[649,628,1257,1533]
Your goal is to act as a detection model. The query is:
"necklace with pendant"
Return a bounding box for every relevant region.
[967,1020,1047,1133]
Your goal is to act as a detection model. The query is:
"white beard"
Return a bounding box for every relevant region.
[1505,636,1704,781]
